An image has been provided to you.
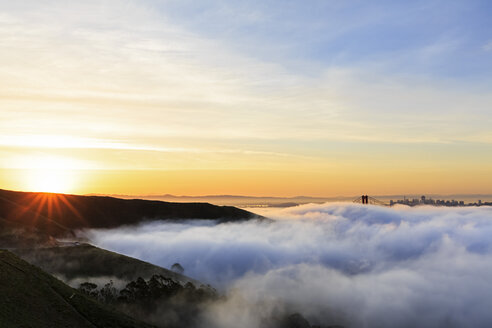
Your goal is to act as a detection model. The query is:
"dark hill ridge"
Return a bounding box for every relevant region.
[0,250,153,328]
[0,188,260,236]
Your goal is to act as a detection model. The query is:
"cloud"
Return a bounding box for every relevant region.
[85,203,492,327]
[483,40,492,52]
[1,1,491,147]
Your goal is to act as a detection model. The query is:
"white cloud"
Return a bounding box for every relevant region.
[86,203,492,327]
[483,40,492,52]
[0,0,491,148]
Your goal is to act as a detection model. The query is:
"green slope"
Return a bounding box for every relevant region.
[0,250,154,328]
[13,244,202,286]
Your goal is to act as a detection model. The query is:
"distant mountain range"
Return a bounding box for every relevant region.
[88,193,353,207]
[87,193,492,207]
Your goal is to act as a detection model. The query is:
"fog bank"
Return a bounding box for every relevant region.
[85,203,492,327]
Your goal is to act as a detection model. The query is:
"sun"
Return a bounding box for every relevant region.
[20,156,79,194]
[25,169,74,193]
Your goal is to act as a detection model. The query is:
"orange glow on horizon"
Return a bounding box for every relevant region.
[3,166,491,199]
[0,146,491,198]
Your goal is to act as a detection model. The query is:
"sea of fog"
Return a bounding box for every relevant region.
[84,203,492,327]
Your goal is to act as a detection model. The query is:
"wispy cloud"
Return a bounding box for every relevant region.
[483,40,492,52]
[1,0,491,146]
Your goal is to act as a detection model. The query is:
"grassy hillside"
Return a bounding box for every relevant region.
[0,188,260,237]
[0,250,154,328]
[13,244,202,286]
[0,217,55,248]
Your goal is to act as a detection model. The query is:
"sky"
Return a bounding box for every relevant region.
[0,0,491,196]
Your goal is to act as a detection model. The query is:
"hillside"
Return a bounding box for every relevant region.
[0,216,55,248]
[0,188,260,237]
[13,244,202,286]
[0,250,153,328]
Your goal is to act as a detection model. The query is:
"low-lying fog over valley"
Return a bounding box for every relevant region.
[81,203,492,327]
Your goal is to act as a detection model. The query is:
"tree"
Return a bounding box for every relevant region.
[171,263,184,274]
[78,282,98,298]
[99,280,117,304]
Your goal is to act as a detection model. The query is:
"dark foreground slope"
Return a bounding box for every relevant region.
[13,244,202,286]
[0,250,153,328]
[0,188,260,237]
[11,245,218,328]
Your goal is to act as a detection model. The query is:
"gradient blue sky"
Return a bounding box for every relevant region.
[160,0,492,80]
[0,0,491,195]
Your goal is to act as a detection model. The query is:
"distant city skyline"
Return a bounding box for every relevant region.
[389,195,490,207]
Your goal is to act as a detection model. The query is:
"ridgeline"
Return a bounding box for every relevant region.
[0,188,261,237]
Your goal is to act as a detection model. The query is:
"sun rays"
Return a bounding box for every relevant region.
[4,191,84,232]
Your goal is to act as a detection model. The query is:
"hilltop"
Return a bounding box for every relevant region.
[0,188,260,237]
